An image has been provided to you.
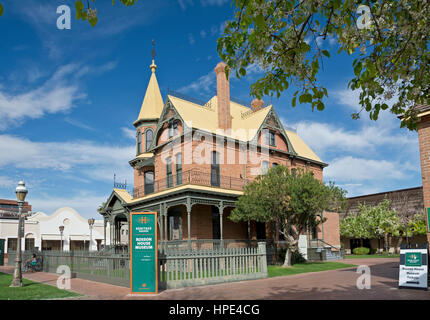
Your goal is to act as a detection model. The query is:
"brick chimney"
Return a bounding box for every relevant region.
[214,62,231,131]
[251,99,264,112]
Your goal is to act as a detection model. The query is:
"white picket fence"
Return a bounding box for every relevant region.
[159,242,268,289]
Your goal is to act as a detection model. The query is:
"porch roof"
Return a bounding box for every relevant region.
[110,184,242,206]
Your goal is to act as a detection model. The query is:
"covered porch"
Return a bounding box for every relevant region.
[100,187,265,252]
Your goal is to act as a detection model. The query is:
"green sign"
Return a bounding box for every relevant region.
[405,252,422,267]
[427,208,430,232]
[130,212,158,294]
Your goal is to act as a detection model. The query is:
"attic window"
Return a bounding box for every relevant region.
[168,120,179,138]
[265,130,276,147]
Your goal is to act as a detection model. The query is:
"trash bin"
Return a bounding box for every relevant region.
[0,239,4,266]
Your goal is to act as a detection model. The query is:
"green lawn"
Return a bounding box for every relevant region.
[345,254,400,259]
[0,272,81,300]
[267,262,356,278]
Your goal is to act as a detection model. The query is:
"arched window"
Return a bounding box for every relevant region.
[144,171,154,195]
[211,151,220,187]
[145,129,153,151]
[272,163,278,168]
[137,131,142,155]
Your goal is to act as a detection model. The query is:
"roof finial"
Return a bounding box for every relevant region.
[150,39,157,73]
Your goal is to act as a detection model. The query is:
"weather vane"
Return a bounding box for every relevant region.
[151,39,156,60]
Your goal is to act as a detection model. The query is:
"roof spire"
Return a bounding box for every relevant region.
[150,39,157,73]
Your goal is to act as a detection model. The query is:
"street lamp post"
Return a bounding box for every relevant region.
[88,218,95,251]
[59,226,64,251]
[10,181,28,287]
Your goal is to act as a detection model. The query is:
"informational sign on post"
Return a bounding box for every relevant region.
[130,212,158,294]
[399,247,428,290]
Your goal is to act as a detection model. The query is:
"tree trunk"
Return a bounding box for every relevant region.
[384,233,388,254]
[396,236,403,254]
[360,238,363,247]
[283,247,292,267]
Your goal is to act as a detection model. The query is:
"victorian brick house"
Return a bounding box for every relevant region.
[99,59,334,249]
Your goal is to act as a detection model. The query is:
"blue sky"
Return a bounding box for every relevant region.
[0,0,420,218]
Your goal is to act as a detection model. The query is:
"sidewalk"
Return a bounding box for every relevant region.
[1,258,429,300]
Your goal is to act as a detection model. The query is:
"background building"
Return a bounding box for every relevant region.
[0,207,110,256]
[341,186,425,253]
[0,199,31,219]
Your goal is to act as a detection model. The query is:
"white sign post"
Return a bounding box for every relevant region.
[398,247,428,290]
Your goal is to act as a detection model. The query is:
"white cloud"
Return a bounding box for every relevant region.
[324,156,417,182]
[200,30,207,38]
[64,117,96,132]
[211,21,227,36]
[201,0,229,6]
[177,71,215,95]
[122,127,136,139]
[0,65,84,130]
[0,176,16,187]
[178,0,194,11]
[188,33,195,45]
[0,62,117,131]
[289,120,418,157]
[0,135,134,179]
[29,193,108,219]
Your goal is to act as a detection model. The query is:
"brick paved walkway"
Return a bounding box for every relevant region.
[1,258,429,300]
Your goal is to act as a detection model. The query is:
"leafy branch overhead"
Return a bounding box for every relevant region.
[217,0,430,130]
[75,0,138,27]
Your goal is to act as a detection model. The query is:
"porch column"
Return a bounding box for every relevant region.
[163,203,168,251]
[103,217,107,247]
[186,198,192,250]
[218,201,224,245]
[110,217,115,247]
[159,204,164,253]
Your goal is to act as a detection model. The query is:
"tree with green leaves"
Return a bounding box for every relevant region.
[340,209,372,247]
[361,199,400,253]
[217,0,430,130]
[408,213,427,236]
[341,199,403,253]
[230,165,346,267]
[0,0,138,26]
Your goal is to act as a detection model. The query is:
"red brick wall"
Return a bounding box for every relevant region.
[418,114,430,244]
[316,211,340,247]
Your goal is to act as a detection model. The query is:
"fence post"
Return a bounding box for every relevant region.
[258,242,268,277]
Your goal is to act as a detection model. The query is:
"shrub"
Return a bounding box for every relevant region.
[353,247,370,255]
[278,248,306,264]
[370,248,377,254]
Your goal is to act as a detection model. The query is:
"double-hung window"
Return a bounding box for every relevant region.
[211,151,220,187]
[145,129,153,151]
[175,153,182,185]
[144,171,154,195]
[166,157,173,188]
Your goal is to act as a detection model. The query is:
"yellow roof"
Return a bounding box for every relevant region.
[168,95,271,141]
[168,94,323,163]
[113,188,133,203]
[136,61,164,121]
[285,130,322,163]
[136,152,154,159]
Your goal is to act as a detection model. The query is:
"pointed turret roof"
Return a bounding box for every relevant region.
[135,60,164,123]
